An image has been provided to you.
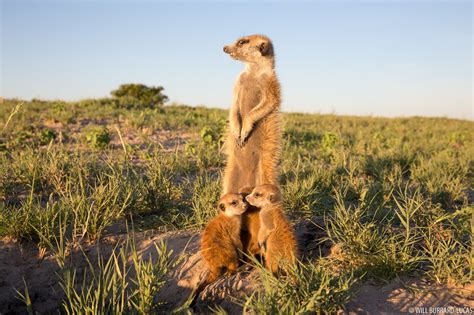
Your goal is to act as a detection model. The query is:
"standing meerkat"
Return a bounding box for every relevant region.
[245,184,298,274]
[199,193,247,288]
[222,34,282,194]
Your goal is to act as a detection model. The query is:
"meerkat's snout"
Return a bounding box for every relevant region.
[237,199,249,214]
[223,45,230,53]
[245,194,255,205]
[246,184,281,207]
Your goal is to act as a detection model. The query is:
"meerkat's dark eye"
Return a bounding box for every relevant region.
[231,201,237,206]
[238,39,248,46]
[255,193,261,197]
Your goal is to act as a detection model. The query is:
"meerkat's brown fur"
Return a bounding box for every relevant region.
[222,34,282,195]
[198,193,247,291]
[246,184,298,274]
[238,186,261,258]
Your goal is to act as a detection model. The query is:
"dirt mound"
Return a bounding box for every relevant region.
[0,238,63,313]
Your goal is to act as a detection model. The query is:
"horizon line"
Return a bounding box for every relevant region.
[2,96,472,122]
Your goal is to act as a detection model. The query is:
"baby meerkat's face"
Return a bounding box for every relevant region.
[219,193,248,217]
[223,34,274,63]
[245,184,281,208]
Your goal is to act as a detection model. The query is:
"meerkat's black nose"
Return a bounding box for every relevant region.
[223,46,230,53]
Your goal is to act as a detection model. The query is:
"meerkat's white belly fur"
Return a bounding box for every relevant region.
[222,71,281,194]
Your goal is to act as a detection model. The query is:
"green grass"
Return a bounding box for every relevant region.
[243,259,356,314]
[1,98,473,312]
[59,239,176,315]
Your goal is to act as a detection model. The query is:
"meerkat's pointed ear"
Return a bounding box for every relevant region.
[259,41,271,56]
[268,192,275,203]
[219,203,226,211]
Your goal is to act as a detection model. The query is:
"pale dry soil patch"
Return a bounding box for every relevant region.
[42,117,199,152]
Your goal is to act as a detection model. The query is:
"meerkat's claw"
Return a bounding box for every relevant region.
[235,136,241,147]
[239,135,248,147]
[237,137,246,148]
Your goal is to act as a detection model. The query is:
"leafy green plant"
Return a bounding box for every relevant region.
[39,128,57,145]
[200,125,224,148]
[86,127,111,149]
[321,131,338,152]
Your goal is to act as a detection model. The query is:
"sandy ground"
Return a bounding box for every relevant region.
[346,279,473,315]
[42,118,199,153]
[0,219,472,314]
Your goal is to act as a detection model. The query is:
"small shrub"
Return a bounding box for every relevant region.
[185,140,224,169]
[39,128,56,145]
[200,125,224,148]
[321,132,338,152]
[86,127,111,149]
[111,83,168,109]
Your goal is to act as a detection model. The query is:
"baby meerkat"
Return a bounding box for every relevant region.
[245,184,298,273]
[238,186,261,258]
[199,193,248,287]
[222,34,282,194]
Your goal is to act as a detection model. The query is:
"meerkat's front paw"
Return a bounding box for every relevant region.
[240,123,253,146]
[235,135,243,147]
[239,133,248,146]
[231,129,243,147]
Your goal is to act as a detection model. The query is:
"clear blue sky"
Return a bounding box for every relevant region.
[1,1,472,120]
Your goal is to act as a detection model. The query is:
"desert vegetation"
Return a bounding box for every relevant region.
[0,96,472,313]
